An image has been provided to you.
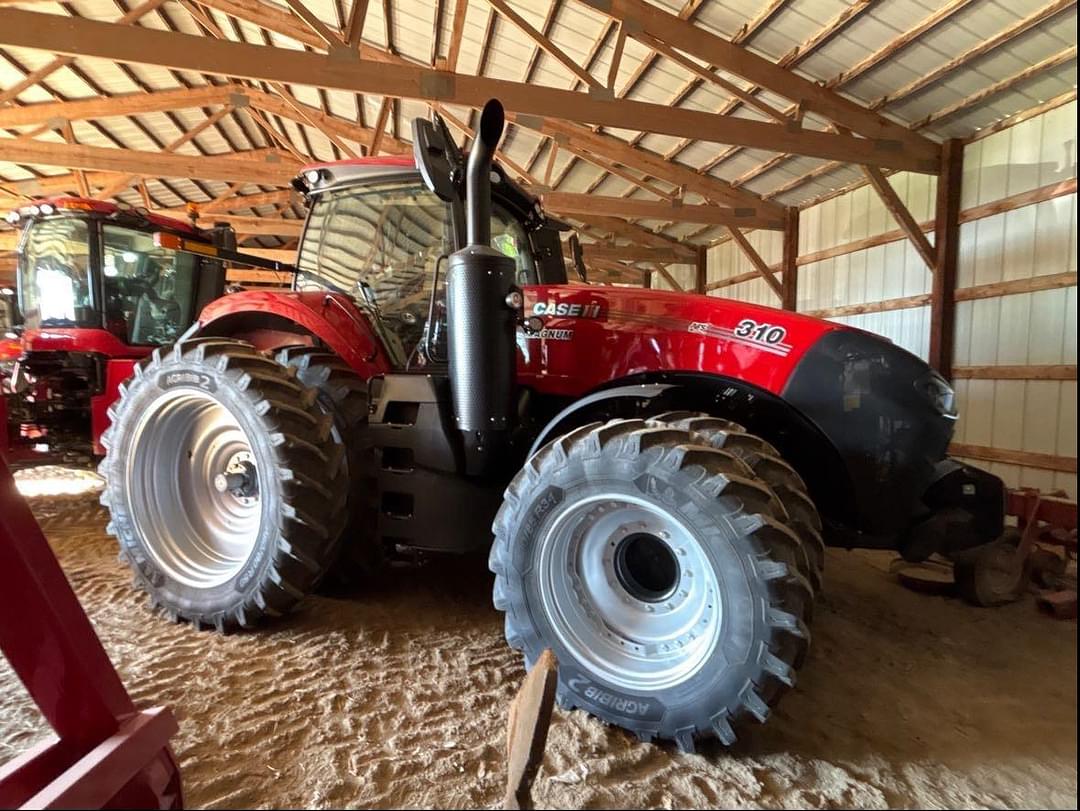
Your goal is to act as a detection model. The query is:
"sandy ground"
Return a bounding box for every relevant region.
[1,471,1077,809]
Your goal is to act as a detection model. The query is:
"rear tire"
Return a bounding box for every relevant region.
[490,419,814,751]
[99,338,348,630]
[276,346,381,580]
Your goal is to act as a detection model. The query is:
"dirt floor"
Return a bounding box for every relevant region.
[2,469,1077,809]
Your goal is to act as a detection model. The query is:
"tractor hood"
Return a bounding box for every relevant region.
[517,283,846,397]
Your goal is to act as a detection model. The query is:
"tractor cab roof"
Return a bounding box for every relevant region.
[6,196,203,237]
[292,155,562,236]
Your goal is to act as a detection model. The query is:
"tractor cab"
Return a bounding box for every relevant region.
[2,198,230,464]
[289,147,570,370]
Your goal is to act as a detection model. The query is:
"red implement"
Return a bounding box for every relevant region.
[0,459,183,809]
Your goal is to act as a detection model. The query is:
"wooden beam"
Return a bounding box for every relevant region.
[794,178,1076,268]
[800,271,1079,317]
[802,294,931,319]
[196,189,299,213]
[953,365,1077,381]
[930,138,962,379]
[94,105,235,201]
[727,226,782,298]
[948,443,1077,474]
[283,0,343,46]
[631,30,791,124]
[574,0,939,160]
[652,263,684,292]
[954,272,1076,303]
[606,21,626,92]
[862,164,936,271]
[518,116,778,213]
[830,0,978,88]
[446,0,468,72]
[0,0,168,105]
[0,9,941,172]
[578,244,693,264]
[722,0,1056,203]
[541,192,785,230]
[345,0,370,48]
[781,207,798,310]
[1,140,299,185]
[0,85,237,129]
[570,214,696,259]
[268,83,359,157]
[369,96,392,156]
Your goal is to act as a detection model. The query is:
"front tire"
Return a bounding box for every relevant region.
[490,419,814,751]
[99,338,348,630]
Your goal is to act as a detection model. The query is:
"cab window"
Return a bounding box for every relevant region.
[492,207,536,285]
[295,179,536,367]
[101,225,198,345]
[18,217,93,327]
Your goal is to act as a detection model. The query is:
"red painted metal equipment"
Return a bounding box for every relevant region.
[0,458,182,809]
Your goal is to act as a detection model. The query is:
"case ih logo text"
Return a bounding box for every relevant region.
[532,301,603,318]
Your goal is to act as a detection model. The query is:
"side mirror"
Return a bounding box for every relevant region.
[412,112,464,203]
[569,234,587,283]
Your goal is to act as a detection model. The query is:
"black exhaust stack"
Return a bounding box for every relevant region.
[446,99,519,475]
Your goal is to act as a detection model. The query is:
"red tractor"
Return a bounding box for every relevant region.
[0,198,241,466]
[96,101,1006,751]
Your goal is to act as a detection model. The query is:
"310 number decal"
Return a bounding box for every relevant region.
[733,318,787,345]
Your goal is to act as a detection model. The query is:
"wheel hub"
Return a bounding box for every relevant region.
[125,389,264,590]
[538,495,721,692]
[213,453,258,503]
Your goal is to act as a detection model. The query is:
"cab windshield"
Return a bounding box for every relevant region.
[295,179,535,367]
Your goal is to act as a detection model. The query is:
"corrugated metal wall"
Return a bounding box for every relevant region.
[702,100,1077,496]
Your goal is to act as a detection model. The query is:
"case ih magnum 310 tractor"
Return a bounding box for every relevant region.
[94,101,1006,751]
[1,198,235,466]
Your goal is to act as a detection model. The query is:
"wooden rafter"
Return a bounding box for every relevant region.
[735,1,1076,204]
[485,0,602,91]
[0,0,167,105]
[869,0,1074,111]
[727,226,782,297]
[0,8,941,172]
[2,139,299,185]
[541,192,785,230]
[345,0,370,49]
[575,0,936,155]
[95,104,236,200]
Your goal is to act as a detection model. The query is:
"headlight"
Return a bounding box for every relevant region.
[915,371,957,419]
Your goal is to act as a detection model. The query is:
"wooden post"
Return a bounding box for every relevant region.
[929,138,963,379]
[695,245,707,294]
[781,206,799,311]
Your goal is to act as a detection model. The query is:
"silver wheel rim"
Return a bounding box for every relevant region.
[125,388,263,589]
[536,493,722,692]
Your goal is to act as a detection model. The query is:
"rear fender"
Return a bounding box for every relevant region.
[195,290,393,379]
[530,372,854,526]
